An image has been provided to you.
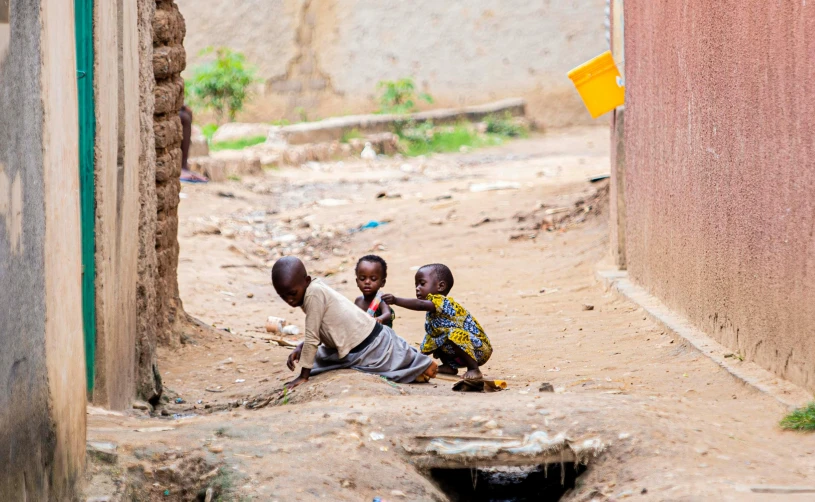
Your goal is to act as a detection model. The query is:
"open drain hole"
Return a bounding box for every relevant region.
[428,463,587,502]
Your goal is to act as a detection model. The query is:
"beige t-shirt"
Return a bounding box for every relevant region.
[299,279,376,369]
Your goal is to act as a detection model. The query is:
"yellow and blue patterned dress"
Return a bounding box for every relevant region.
[422,294,492,368]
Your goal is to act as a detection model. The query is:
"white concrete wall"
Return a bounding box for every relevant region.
[177,0,608,127]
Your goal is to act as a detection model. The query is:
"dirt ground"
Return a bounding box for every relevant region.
[86,128,815,501]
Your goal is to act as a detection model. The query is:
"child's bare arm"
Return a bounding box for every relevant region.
[381,294,435,312]
[375,301,393,324]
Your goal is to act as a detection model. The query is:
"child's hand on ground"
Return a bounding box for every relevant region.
[287,344,302,371]
[381,293,395,305]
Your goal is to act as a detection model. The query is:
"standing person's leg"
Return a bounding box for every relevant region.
[179,105,191,171]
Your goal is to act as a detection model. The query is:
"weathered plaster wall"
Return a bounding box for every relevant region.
[625,0,815,392]
[153,0,186,347]
[0,0,85,497]
[92,0,142,409]
[177,0,607,127]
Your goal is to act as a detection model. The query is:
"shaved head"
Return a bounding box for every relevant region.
[272,256,311,307]
[272,256,307,284]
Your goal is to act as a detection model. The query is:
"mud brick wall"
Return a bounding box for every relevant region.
[153,0,186,347]
[136,0,159,401]
[135,0,186,402]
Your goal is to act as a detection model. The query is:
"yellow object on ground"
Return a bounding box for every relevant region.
[568,51,625,118]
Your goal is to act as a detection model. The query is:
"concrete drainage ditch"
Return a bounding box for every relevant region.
[428,463,587,501]
[403,431,603,501]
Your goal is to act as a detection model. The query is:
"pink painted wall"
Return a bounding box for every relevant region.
[624,0,815,392]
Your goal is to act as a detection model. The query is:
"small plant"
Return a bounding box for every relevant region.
[214,427,229,437]
[376,78,433,114]
[185,47,259,123]
[201,123,219,143]
[294,107,309,123]
[780,402,815,431]
[282,387,290,405]
[485,112,528,138]
[340,128,364,143]
[210,135,267,152]
[227,174,242,182]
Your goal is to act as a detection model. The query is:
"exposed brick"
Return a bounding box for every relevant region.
[153,45,186,80]
[156,178,180,214]
[155,148,181,183]
[155,214,179,252]
[154,76,184,115]
[152,7,185,46]
[153,115,182,150]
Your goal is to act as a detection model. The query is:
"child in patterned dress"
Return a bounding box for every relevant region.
[382,264,492,380]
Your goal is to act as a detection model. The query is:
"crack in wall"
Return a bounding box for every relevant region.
[266,0,342,117]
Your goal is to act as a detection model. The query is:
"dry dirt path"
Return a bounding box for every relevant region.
[86,128,815,501]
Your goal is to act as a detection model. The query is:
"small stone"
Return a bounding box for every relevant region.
[583,304,595,311]
[132,400,152,411]
[483,420,499,430]
[209,445,224,454]
[87,442,118,464]
[341,479,353,488]
[391,490,407,498]
[539,382,554,392]
[247,292,254,298]
[194,224,221,236]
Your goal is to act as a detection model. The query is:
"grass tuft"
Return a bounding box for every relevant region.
[210,135,267,152]
[401,124,503,157]
[341,128,365,143]
[780,402,815,431]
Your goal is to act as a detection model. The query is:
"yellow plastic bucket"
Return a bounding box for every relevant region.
[568,51,625,119]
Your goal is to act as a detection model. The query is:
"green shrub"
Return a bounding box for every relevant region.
[201,123,219,143]
[185,47,259,123]
[399,122,502,157]
[485,112,528,138]
[376,78,433,114]
[780,402,815,431]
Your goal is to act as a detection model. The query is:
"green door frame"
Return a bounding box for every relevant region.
[75,0,96,395]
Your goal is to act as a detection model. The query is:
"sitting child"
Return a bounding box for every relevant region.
[271,256,437,389]
[382,263,492,380]
[353,255,394,327]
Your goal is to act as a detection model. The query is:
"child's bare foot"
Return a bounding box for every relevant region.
[462,368,483,381]
[438,364,458,375]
